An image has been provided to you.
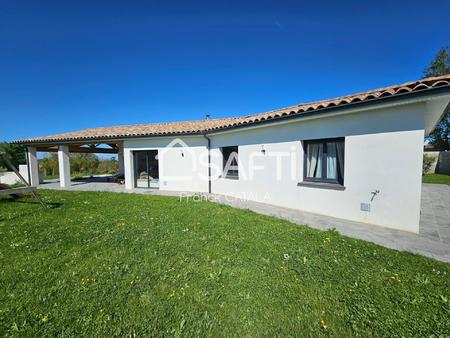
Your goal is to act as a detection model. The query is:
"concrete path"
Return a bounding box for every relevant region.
[420,184,450,244]
[38,178,450,263]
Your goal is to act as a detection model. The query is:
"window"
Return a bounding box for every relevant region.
[221,146,239,179]
[303,138,344,185]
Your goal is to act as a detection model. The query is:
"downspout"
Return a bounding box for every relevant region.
[202,133,212,194]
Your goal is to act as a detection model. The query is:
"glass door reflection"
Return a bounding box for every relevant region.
[134,150,159,189]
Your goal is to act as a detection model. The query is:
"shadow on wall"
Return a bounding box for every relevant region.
[425,151,450,174]
[437,152,450,174]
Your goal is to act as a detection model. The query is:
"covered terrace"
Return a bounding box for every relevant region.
[26,141,124,187]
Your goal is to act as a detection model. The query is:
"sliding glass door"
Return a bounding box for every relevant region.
[134,150,159,189]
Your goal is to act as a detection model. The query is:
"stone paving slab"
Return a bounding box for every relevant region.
[420,184,450,244]
[38,179,450,263]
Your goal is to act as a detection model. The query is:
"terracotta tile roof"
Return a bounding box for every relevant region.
[16,118,241,143]
[207,74,450,132]
[14,74,450,144]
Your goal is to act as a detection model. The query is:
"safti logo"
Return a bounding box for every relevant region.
[158,138,197,181]
[159,138,300,182]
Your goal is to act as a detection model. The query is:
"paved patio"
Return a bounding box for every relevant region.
[39,178,450,263]
[420,184,450,244]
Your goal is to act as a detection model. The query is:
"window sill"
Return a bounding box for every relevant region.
[297,181,346,191]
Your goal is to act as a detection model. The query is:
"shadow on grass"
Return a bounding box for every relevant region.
[0,197,62,209]
[0,198,62,222]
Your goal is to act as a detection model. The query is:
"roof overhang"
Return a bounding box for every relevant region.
[207,85,450,136]
[34,143,122,153]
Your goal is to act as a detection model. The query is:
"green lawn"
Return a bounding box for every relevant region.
[423,173,450,186]
[0,191,449,337]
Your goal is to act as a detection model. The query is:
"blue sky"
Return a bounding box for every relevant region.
[1,0,449,142]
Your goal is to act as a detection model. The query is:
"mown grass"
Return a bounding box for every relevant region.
[423,173,450,186]
[0,190,449,337]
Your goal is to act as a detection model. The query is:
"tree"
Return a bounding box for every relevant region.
[38,153,118,179]
[423,47,450,78]
[423,47,450,150]
[0,142,26,170]
[39,153,59,178]
[70,153,99,175]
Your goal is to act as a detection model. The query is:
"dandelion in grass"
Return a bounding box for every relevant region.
[80,277,91,286]
[320,319,328,332]
[391,273,401,282]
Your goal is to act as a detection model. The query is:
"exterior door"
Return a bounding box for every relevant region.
[134,150,159,188]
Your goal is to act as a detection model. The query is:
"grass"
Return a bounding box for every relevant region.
[423,173,450,186]
[0,190,449,337]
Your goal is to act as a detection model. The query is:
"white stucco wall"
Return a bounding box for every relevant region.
[0,165,30,185]
[209,103,425,232]
[122,102,427,233]
[123,136,209,192]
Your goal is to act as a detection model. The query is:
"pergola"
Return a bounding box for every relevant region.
[26,141,124,188]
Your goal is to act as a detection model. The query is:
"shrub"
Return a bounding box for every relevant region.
[423,154,436,174]
[0,142,26,169]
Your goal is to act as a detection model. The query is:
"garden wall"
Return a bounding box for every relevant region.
[0,165,29,185]
[424,151,450,174]
[436,151,450,174]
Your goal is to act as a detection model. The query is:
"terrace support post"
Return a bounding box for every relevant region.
[118,144,125,175]
[27,147,40,187]
[124,148,134,190]
[58,145,71,188]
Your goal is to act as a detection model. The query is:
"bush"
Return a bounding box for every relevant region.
[0,142,26,169]
[423,154,436,174]
[39,153,118,179]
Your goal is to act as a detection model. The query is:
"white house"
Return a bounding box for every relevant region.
[14,75,450,233]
